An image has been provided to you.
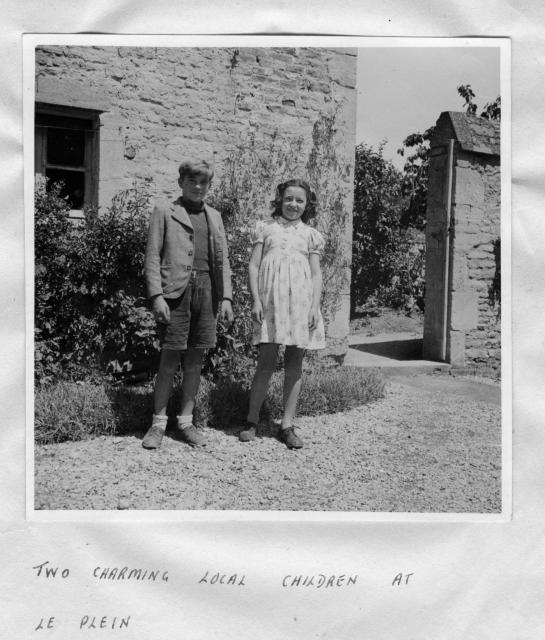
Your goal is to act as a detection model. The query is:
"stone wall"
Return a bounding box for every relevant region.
[423,112,501,371]
[34,46,357,354]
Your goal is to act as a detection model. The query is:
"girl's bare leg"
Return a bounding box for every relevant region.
[281,346,305,430]
[247,343,279,424]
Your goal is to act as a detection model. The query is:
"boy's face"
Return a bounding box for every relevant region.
[179,173,210,204]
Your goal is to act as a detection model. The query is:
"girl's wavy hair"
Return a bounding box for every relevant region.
[270,179,317,223]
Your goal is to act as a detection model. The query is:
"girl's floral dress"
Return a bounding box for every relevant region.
[251,217,326,350]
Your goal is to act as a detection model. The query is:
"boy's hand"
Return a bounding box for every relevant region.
[152,296,170,324]
[308,306,319,331]
[220,300,234,327]
[251,300,264,324]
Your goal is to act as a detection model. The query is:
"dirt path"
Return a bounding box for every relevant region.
[34,375,502,513]
[384,371,501,406]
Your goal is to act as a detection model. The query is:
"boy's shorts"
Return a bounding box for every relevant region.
[158,270,217,351]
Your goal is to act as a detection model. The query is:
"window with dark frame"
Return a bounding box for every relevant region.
[35,107,99,214]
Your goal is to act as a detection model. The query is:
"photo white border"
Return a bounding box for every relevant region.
[24,34,512,523]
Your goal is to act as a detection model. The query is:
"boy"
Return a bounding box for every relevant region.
[142,159,233,449]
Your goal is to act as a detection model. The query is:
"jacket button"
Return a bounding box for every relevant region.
[186,265,191,271]
[189,235,194,241]
[188,250,193,256]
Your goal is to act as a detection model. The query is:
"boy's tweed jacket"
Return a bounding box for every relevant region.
[144,197,232,313]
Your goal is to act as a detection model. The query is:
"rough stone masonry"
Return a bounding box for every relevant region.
[423,111,501,371]
[34,46,357,355]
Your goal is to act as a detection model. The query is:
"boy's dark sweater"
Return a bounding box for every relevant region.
[181,196,210,273]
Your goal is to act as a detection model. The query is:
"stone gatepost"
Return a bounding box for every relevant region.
[423,111,501,369]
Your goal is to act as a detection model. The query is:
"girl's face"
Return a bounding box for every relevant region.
[281,186,307,221]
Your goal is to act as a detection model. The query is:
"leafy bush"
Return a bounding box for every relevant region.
[267,365,385,418]
[34,179,75,384]
[351,143,425,313]
[35,364,385,444]
[36,107,352,387]
[34,178,158,384]
[198,364,386,430]
[35,381,151,443]
[397,85,501,232]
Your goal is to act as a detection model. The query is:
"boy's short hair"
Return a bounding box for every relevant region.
[178,159,214,182]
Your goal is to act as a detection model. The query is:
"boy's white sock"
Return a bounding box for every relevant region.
[151,414,168,431]
[177,414,193,428]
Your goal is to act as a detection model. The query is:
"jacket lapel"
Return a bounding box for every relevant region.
[204,206,223,274]
[171,200,194,231]
[203,204,218,238]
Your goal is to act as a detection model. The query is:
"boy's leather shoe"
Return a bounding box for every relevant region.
[280,427,303,449]
[178,424,206,447]
[142,424,165,449]
[238,422,257,442]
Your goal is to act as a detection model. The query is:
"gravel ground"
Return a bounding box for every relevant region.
[34,376,502,513]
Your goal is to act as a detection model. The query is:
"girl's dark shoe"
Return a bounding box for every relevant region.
[280,427,303,449]
[239,422,257,442]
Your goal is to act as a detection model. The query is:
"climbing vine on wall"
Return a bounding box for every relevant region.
[205,109,352,374]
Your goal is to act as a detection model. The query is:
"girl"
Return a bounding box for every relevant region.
[239,179,326,449]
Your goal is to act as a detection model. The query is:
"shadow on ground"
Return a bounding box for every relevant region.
[106,379,283,444]
[350,338,422,360]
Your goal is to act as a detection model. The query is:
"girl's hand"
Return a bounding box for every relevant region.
[308,306,319,331]
[152,295,171,324]
[252,300,264,324]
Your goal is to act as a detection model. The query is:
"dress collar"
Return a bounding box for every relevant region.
[276,216,303,228]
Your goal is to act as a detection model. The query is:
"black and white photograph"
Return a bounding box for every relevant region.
[29,36,509,515]
[3,3,545,637]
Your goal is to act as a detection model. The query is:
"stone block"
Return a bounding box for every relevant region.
[454,166,485,206]
[451,256,468,289]
[448,330,466,366]
[450,290,479,330]
[328,52,357,89]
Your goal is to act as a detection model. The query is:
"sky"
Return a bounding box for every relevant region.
[356,45,501,170]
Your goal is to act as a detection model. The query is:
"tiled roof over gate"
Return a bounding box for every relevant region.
[434,111,500,156]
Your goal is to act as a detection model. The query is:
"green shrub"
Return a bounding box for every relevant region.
[34,178,159,384]
[34,179,74,384]
[36,108,353,387]
[373,228,425,313]
[35,382,148,443]
[194,361,386,429]
[195,374,251,430]
[35,364,385,444]
[268,365,385,417]
[351,143,425,313]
